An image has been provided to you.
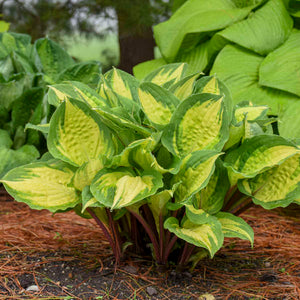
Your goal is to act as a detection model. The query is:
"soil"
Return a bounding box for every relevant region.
[0,189,299,300]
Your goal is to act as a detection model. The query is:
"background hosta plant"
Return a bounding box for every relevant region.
[2,63,300,268]
[134,0,300,139]
[0,31,102,178]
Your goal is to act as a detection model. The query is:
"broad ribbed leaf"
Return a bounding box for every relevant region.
[90,167,163,210]
[0,55,14,80]
[153,0,259,61]
[0,145,39,178]
[164,217,224,257]
[259,29,300,97]
[34,38,74,83]
[238,153,300,209]
[234,101,269,123]
[216,212,254,245]
[47,81,108,108]
[25,123,49,134]
[138,82,180,129]
[73,157,105,191]
[169,73,200,101]
[218,0,293,55]
[195,159,229,214]
[173,150,221,202]
[48,98,116,167]
[11,51,35,74]
[185,204,217,225]
[210,44,299,113]
[162,93,229,157]
[133,58,167,81]
[58,61,101,87]
[1,159,79,212]
[0,129,12,148]
[224,135,300,180]
[143,63,187,88]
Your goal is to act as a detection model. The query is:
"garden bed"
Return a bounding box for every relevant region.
[0,197,299,299]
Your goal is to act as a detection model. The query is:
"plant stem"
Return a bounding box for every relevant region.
[163,235,178,263]
[223,189,244,211]
[86,208,117,259]
[128,209,161,263]
[142,204,159,241]
[231,197,254,216]
[178,242,190,266]
[130,214,141,254]
[224,184,237,205]
[159,213,164,262]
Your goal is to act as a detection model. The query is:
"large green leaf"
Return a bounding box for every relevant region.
[57,61,101,87]
[195,159,229,214]
[164,217,224,257]
[133,58,167,81]
[162,93,229,157]
[210,44,299,113]
[48,98,116,167]
[90,167,163,210]
[259,29,300,97]
[224,135,300,181]
[218,0,293,55]
[238,153,300,209]
[216,212,254,245]
[138,82,180,129]
[34,37,74,83]
[172,150,221,202]
[185,204,217,225]
[153,0,259,61]
[0,129,13,149]
[1,159,80,212]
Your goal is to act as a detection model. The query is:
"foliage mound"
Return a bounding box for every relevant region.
[134,0,300,139]
[2,63,300,267]
[0,31,102,178]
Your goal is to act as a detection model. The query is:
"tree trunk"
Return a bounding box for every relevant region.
[116,0,155,74]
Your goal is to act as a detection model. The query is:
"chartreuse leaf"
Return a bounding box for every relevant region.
[185,204,217,225]
[259,29,300,97]
[0,129,13,148]
[91,167,163,210]
[169,73,200,101]
[0,20,9,33]
[216,212,254,246]
[0,145,40,178]
[210,44,299,113]
[162,93,229,157]
[143,63,187,88]
[73,157,106,191]
[25,123,49,135]
[57,61,101,87]
[133,58,167,81]
[218,0,293,56]
[81,186,106,218]
[138,82,180,129]
[238,154,300,209]
[153,0,258,61]
[173,150,221,202]
[34,37,74,83]
[195,159,229,214]
[47,81,108,108]
[0,160,80,212]
[164,217,224,258]
[233,101,269,123]
[224,135,300,182]
[48,98,116,167]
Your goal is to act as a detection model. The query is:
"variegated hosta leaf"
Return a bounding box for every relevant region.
[195,159,229,214]
[168,73,201,101]
[0,160,80,212]
[162,93,229,157]
[90,167,163,210]
[173,150,221,202]
[234,101,269,124]
[223,122,245,151]
[238,154,300,209]
[143,63,188,88]
[81,186,103,210]
[216,212,254,246]
[185,204,217,225]
[133,58,167,81]
[47,81,108,108]
[138,82,180,129]
[48,98,116,167]
[294,199,300,205]
[194,75,233,122]
[224,135,300,182]
[25,123,50,134]
[164,217,224,258]
[73,157,106,191]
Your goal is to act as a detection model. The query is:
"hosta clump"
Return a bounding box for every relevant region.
[2,63,300,267]
[0,31,102,177]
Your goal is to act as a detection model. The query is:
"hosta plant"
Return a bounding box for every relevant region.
[134,0,300,139]
[2,63,300,267]
[0,31,102,178]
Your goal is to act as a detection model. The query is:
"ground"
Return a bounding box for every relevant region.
[0,189,299,300]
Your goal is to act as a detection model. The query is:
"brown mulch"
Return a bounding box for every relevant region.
[0,187,299,300]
